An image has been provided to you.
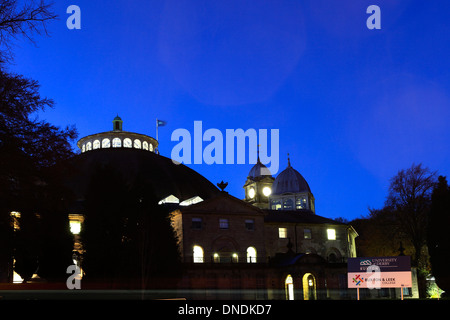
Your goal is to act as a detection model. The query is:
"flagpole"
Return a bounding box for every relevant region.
[156,118,159,142]
[156,118,159,154]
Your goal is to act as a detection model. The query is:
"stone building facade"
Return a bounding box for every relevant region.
[73,117,358,299]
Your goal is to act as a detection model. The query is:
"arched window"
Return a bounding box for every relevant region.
[302,273,316,300]
[123,138,132,148]
[149,143,154,152]
[143,141,149,150]
[82,144,86,153]
[296,197,307,209]
[247,247,257,263]
[193,245,204,263]
[86,141,92,151]
[112,138,121,148]
[134,139,141,149]
[93,140,100,150]
[283,198,294,210]
[102,138,111,148]
[285,275,294,300]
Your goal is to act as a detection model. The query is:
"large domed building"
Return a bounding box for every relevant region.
[244,155,314,212]
[21,116,359,300]
[269,157,315,212]
[68,116,220,212]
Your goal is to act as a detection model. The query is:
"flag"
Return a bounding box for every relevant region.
[157,119,167,127]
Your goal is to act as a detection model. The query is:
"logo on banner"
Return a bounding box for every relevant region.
[352,274,365,286]
[360,259,372,266]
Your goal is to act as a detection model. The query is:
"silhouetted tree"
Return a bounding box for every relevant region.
[428,176,450,296]
[0,0,73,284]
[126,176,182,290]
[351,208,413,258]
[385,163,437,268]
[80,165,182,290]
[0,0,57,63]
[0,69,77,282]
[80,164,130,286]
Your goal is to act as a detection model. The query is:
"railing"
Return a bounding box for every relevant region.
[190,256,259,264]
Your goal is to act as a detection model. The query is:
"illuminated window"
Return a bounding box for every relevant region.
[70,221,81,235]
[149,143,154,152]
[247,246,257,263]
[93,140,100,149]
[158,194,179,205]
[102,138,110,148]
[123,138,132,148]
[134,139,141,149]
[69,214,84,235]
[180,196,203,206]
[112,138,121,148]
[285,275,294,300]
[296,197,307,209]
[143,141,149,150]
[13,259,23,284]
[82,144,85,153]
[10,211,21,231]
[303,273,316,300]
[86,141,92,151]
[219,218,229,229]
[193,245,204,263]
[271,200,282,210]
[283,198,293,210]
[279,227,287,239]
[327,229,336,240]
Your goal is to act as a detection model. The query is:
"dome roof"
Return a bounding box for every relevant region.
[248,159,272,179]
[272,161,311,195]
[64,148,220,207]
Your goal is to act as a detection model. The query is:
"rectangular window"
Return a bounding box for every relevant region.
[219,218,229,229]
[327,228,336,240]
[245,219,255,230]
[279,227,287,239]
[191,217,202,230]
[304,228,311,239]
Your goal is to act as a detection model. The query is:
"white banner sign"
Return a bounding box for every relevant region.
[348,256,412,289]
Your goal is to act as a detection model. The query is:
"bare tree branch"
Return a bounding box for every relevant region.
[0,0,57,64]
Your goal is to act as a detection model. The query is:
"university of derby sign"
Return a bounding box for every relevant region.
[348,256,412,289]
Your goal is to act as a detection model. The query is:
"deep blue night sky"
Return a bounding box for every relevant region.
[8,0,450,220]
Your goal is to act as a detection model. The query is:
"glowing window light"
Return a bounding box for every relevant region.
[327,229,336,240]
[285,275,294,300]
[246,246,257,263]
[102,138,111,148]
[70,220,81,235]
[193,245,204,263]
[123,138,132,148]
[112,138,121,148]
